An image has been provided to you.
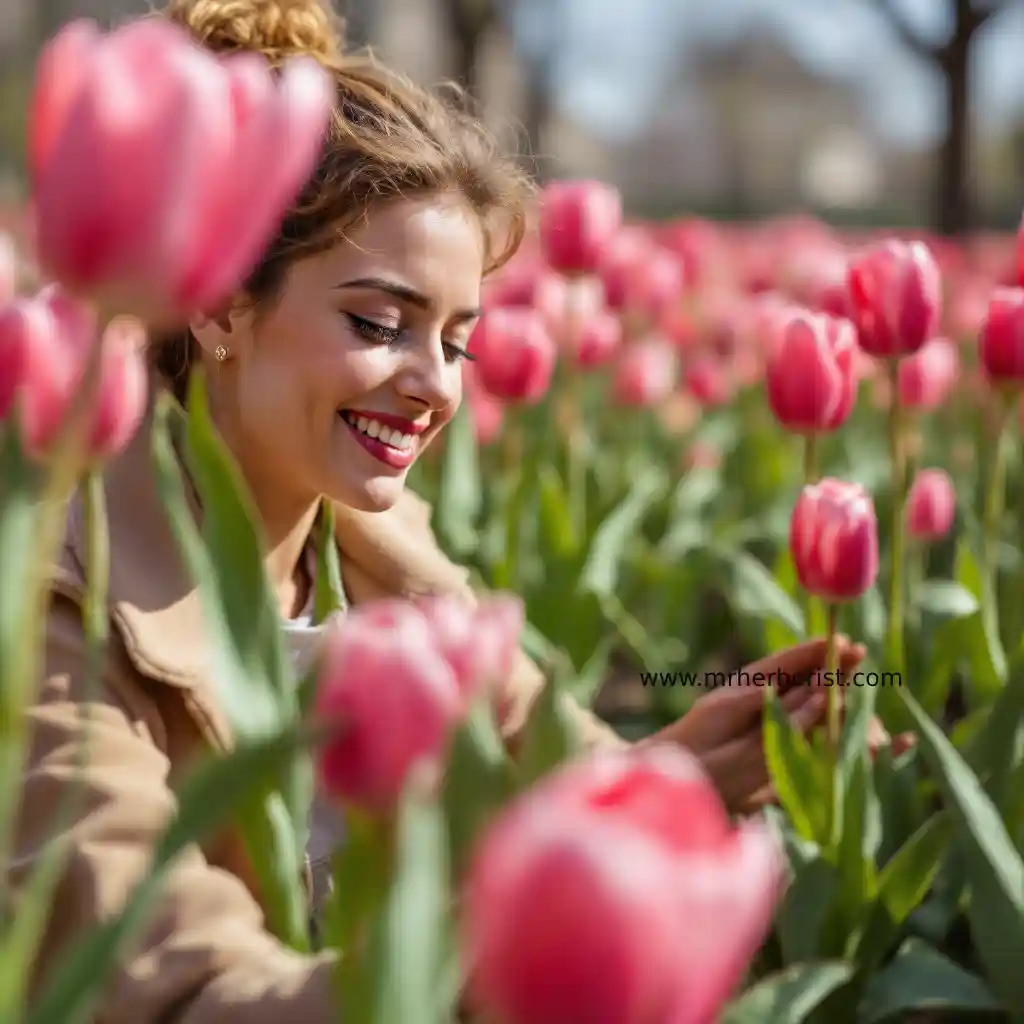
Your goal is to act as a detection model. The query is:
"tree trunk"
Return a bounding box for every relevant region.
[521,72,552,182]
[440,0,495,101]
[936,6,974,236]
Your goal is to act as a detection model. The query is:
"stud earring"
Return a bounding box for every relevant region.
[214,345,228,362]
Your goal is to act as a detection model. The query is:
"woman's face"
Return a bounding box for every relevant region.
[200,193,484,515]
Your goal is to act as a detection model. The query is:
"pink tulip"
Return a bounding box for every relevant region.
[86,317,148,458]
[468,388,503,446]
[897,337,959,411]
[790,478,879,602]
[30,18,332,326]
[765,310,857,433]
[611,337,677,407]
[907,469,956,542]
[846,240,941,358]
[462,746,782,1024]
[414,593,524,710]
[468,308,556,404]
[572,310,622,369]
[315,600,463,813]
[598,229,653,311]
[979,288,1024,384]
[684,355,733,408]
[0,232,16,303]
[624,246,686,321]
[538,180,622,276]
[0,296,69,454]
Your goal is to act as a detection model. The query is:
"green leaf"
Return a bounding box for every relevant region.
[898,684,1024,1013]
[564,633,617,708]
[27,727,308,1024]
[516,662,581,789]
[856,939,1001,1024]
[719,547,804,638]
[763,689,832,846]
[720,961,854,1024]
[313,500,346,625]
[435,404,480,558]
[579,465,666,598]
[764,547,803,650]
[441,700,513,877]
[181,375,291,717]
[536,461,578,562]
[369,785,450,1024]
[775,855,839,964]
[150,392,282,739]
[954,539,1007,698]
[915,580,979,620]
[877,811,953,926]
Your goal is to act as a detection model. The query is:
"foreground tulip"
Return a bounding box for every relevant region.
[978,288,1024,385]
[468,307,556,404]
[766,310,857,435]
[846,240,941,358]
[30,17,332,326]
[791,478,879,604]
[897,337,959,411]
[414,592,523,711]
[314,600,462,813]
[538,180,622,276]
[462,746,782,1024]
[907,468,956,542]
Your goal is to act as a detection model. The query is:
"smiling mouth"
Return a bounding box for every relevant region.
[339,411,417,452]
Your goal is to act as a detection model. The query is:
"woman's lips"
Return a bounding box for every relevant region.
[340,414,417,469]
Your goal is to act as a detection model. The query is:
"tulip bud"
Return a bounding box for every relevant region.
[314,600,462,813]
[611,337,677,407]
[462,747,782,1024]
[897,337,959,411]
[790,478,879,602]
[468,308,556,404]
[846,240,941,358]
[979,288,1024,385]
[31,18,332,326]
[538,180,623,276]
[907,468,956,542]
[765,310,857,433]
[414,593,524,710]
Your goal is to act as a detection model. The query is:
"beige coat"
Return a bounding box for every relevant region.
[11,395,625,1022]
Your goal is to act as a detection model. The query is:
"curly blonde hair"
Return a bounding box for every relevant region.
[151,0,535,396]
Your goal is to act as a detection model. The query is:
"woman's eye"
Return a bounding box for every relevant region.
[443,343,475,364]
[345,313,401,346]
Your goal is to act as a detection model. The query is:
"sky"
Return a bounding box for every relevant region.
[513,0,1024,148]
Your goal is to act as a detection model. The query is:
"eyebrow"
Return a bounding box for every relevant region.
[334,276,482,322]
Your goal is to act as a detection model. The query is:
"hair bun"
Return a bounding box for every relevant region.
[162,0,345,65]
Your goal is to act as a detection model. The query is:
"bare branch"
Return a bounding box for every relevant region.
[872,0,940,58]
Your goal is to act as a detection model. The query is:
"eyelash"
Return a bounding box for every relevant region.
[345,313,475,364]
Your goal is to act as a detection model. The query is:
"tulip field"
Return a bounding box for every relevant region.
[6,11,1024,1024]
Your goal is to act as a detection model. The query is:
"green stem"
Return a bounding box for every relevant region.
[826,604,841,749]
[884,359,907,675]
[803,432,820,484]
[495,417,524,591]
[982,393,1014,636]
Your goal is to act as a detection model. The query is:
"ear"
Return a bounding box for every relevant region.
[189,300,255,362]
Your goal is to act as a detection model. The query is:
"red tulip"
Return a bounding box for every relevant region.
[469,308,556,403]
[790,478,879,602]
[538,180,622,276]
[847,240,941,358]
[462,746,782,1024]
[611,337,677,407]
[897,337,959,411]
[30,18,332,326]
[84,317,148,458]
[979,288,1024,384]
[597,228,653,311]
[684,355,733,408]
[765,310,857,433]
[624,246,686,321]
[315,600,462,813]
[907,469,956,542]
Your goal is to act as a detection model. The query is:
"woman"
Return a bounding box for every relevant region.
[13,1,886,1020]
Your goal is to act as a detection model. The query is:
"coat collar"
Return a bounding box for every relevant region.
[59,381,473,737]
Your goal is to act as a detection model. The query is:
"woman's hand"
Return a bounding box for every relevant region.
[638,637,910,815]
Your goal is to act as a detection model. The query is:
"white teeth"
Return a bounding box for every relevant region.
[342,412,417,451]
